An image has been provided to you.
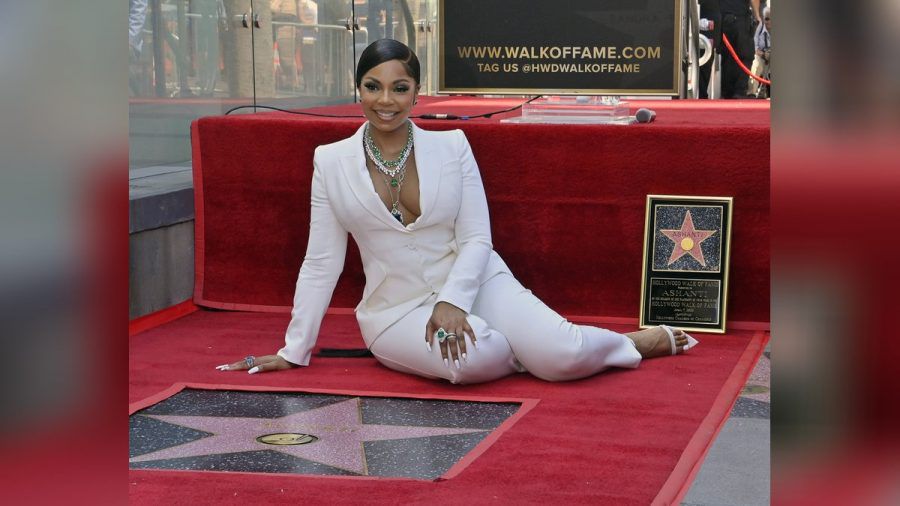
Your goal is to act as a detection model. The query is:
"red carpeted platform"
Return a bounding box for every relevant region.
[130,97,770,504]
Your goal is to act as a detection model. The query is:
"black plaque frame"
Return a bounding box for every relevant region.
[639,195,733,333]
[439,0,684,95]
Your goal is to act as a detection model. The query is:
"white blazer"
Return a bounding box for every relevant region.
[278,121,512,366]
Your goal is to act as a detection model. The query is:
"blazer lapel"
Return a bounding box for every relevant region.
[411,121,442,226]
[339,123,408,232]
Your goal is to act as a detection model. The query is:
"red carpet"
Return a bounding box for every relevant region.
[130,310,767,504]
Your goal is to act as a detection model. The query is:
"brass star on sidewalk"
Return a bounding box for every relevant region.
[660,210,716,266]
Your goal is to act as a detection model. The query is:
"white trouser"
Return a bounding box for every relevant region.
[749,55,769,95]
[368,273,642,384]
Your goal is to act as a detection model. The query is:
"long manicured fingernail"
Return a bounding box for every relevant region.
[248,366,260,374]
[474,340,479,350]
[443,358,449,368]
[426,341,432,352]
[216,365,229,371]
[454,359,460,369]
[461,353,467,362]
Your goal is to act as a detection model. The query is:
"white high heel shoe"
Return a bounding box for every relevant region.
[660,325,699,355]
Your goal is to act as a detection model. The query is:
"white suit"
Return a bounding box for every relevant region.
[278,122,641,383]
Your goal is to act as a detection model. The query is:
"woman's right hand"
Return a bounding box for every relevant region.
[215,354,297,374]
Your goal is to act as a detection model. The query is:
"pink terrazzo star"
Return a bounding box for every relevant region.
[660,210,716,266]
[130,398,485,474]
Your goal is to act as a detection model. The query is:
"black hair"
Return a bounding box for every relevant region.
[355,39,421,88]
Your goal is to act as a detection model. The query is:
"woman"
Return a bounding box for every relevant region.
[217,39,698,384]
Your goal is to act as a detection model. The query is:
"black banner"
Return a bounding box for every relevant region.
[439,0,682,95]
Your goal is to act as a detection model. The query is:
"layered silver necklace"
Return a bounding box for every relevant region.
[364,122,414,223]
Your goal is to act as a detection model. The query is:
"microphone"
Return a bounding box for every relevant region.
[419,113,467,120]
[635,108,656,123]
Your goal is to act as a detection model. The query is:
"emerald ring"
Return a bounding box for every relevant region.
[435,328,447,343]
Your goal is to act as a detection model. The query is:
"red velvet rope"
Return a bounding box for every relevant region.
[722,33,772,86]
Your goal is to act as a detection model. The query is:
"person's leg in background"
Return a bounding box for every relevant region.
[735,14,755,97]
[749,51,768,97]
[274,26,299,91]
[721,13,754,98]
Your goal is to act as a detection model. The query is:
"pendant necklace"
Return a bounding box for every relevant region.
[376,165,407,223]
[364,122,414,223]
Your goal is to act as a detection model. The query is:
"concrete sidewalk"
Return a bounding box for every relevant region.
[683,345,771,505]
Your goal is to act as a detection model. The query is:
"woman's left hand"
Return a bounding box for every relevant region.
[215,354,296,374]
[426,301,477,368]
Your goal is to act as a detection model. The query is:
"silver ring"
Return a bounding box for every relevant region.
[445,333,458,340]
[244,355,255,368]
[434,328,447,343]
